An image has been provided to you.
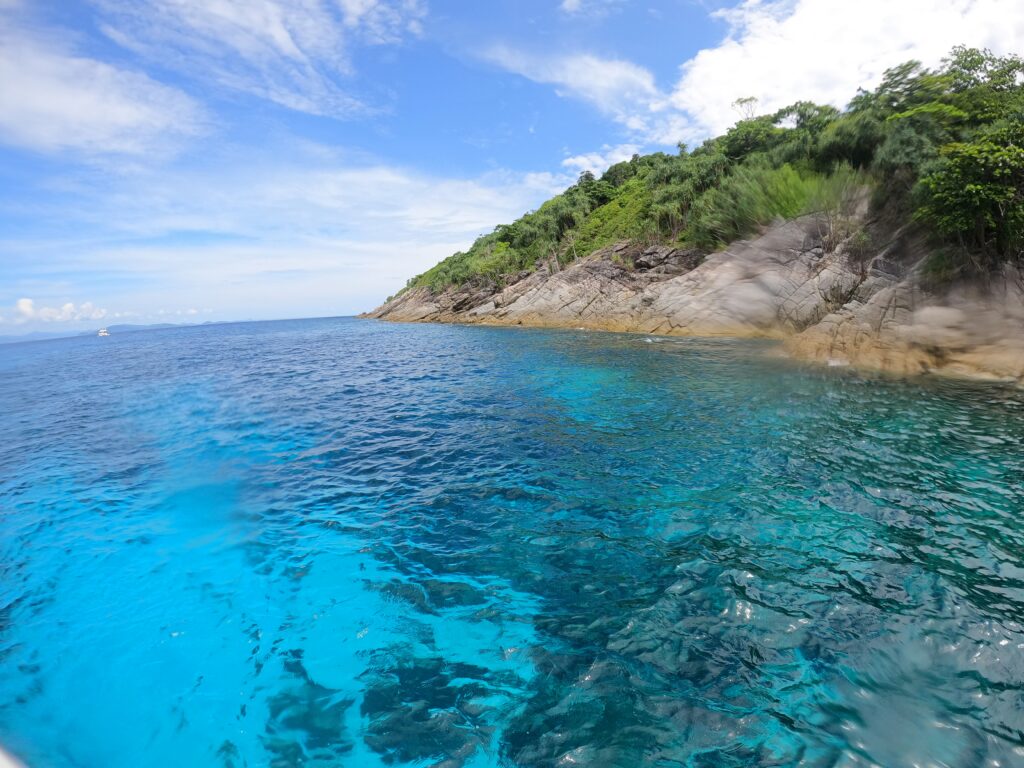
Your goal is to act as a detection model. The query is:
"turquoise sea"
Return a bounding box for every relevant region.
[1,317,1023,767]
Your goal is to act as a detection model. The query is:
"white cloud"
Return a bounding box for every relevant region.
[495,0,1024,150]
[667,0,1024,138]
[94,0,426,117]
[11,298,108,324]
[59,162,567,246]
[562,143,641,175]
[0,21,205,155]
[484,46,660,131]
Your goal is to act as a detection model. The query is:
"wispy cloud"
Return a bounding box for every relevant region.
[483,45,660,132]
[94,0,426,117]
[337,0,427,41]
[0,11,205,155]
[558,0,622,16]
[1,152,569,326]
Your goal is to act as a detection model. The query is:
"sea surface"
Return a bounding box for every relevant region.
[1,317,1023,768]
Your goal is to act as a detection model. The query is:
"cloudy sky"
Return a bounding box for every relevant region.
[2,0,1022,334]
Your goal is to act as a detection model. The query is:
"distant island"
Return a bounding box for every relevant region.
[366,47,1024,383]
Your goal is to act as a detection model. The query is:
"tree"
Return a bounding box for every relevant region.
[916,120,1024,260]
[874,120,938,184]
[732,96,758,120]
[867,60,939,115]
[771,101,841,165]
[818,111,885,169]
[939,46,1024,124]
[942,46,1024,94]
[602,159,638,188]
[720,116,783,161]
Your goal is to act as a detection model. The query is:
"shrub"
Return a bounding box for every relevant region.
[686,164,817,248]
[572,178,653,257]
[915,120,1024,261]
[818,111,886,169]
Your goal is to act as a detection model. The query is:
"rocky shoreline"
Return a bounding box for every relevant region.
[363,214,1024,384]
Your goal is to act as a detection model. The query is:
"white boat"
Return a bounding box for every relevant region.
[97,328,110,337]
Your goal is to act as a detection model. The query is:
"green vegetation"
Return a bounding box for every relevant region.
[686,162,863,249]
[572,177,653,256]
[408,46,1023,293]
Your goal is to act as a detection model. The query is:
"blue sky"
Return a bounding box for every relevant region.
[2,0,1022,334]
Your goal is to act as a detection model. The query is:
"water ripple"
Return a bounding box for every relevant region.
[1,318,1023,767]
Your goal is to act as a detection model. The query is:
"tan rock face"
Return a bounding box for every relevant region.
[789,262,1024,382]
[363,215,1024,384]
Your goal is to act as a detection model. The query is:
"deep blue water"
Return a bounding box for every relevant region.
[1,317,1023,768]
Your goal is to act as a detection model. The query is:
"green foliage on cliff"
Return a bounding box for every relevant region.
[917,121,1024,261]
[572,177,653,256]
[689,163,835,248]
[407,46,1023,292]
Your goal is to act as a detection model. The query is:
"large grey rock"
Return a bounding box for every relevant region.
[362,215,1024,383]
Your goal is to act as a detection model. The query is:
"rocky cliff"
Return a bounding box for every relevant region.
[363,214,1024,383]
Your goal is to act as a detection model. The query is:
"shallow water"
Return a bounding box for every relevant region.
[1,317,1023,768]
